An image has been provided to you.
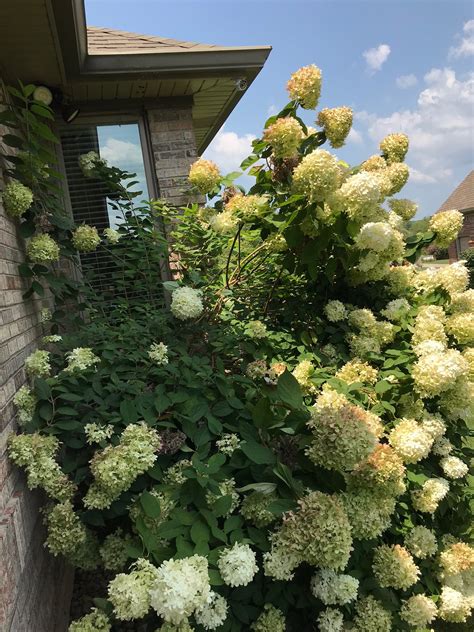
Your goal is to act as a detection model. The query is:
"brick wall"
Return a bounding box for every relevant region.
[147,102,199,206]
[0,94,73,631]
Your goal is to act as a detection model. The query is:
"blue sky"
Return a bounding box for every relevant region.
[85,0,474,218]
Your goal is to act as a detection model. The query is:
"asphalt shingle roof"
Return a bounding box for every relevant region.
[87,26,251,55]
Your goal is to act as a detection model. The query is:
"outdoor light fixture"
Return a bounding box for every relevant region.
[31,84,81,123]
[33,85,53,106]
[61,102,81,123]
[235,77,248,91]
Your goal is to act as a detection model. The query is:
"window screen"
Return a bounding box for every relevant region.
[59,121,164,307]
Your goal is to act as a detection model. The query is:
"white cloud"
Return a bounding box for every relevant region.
[204,126,256,173]
[100,138,143,167]
[347,127,363,144]
[449,19,474,58]
[359,67,473,185]
[396,74,418,89]
[267,104,277,115]
[363,44,391,72]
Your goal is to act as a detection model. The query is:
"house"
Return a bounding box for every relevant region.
[436,170,474,260]
[0,2,270,629]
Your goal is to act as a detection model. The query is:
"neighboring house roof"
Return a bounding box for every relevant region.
[437,170,474,213]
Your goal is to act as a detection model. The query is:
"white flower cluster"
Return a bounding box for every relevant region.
[440,455,468,479]
[108,558,159,620]
[217,543,258,587]
[400,594,437,628]
[148,342,169,365]
[64,347,100,373]
[13,385,37,425]
[372,544,420,590]
[380,298,410,322]
[103,227,121,244]
[84,423,114,445]
[311,569,359,605]
[216,433,241,456]
[194,591,228,630]
[317,607,344,632]
[263,116,304,158]
[149,555,210,624]
[84,423,160,509]
[388,418,433,464]
[286,64,322,109]
[293,149,342,202]
[170,287,204,320]
[2,180,34,218]
[324,300,347,322]
[188,158,221,194]
[404,525,437,558]
[412,477,449,513]
[245,320,268,339]
[68,608,111,632]
[79,151,107,178]
[412,348,468,398]
[42,334,62,344]
[25,349,51,377]
[429,209,464,248]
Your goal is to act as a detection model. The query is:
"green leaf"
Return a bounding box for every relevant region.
[209,569,224,586]
[19,221,36,238]
[224,515,243,533]
[30,119,58,143]
[34,377,51,399]
[120,399,138,423]
[18,263,33,278]
[163,281,180,292]
[212,494,233,517]
[240,154,260,170]
[375,380,393,395]
[140,491,161,518]
[275,370,303,409]
[241,440,275,465]
[268,499,297,515]
[31,281,44,296]
[55,419,83,430]
[207,453,226,474]
[2,133,24,149]
[252,398,274,429]
[30,103,55,120]
[190,519,210,545]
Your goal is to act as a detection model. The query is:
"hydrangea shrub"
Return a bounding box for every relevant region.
[3,68,473,632]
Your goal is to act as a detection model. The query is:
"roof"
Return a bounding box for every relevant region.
[437,170,474,213]
[0,1,270,154]
[87,26,264,55]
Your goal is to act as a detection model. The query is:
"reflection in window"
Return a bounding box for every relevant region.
[97,124,149,227]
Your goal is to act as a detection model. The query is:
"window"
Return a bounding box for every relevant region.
[59,117,165,305]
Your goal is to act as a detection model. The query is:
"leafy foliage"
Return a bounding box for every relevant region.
[2,76,473,632]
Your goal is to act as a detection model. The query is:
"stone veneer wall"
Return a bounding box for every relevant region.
[0,90,73,631]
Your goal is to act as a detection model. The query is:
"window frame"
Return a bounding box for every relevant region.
[57,109,159,215]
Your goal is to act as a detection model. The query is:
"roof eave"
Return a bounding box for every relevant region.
[81,47,271,79]
[50,0,270,154]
